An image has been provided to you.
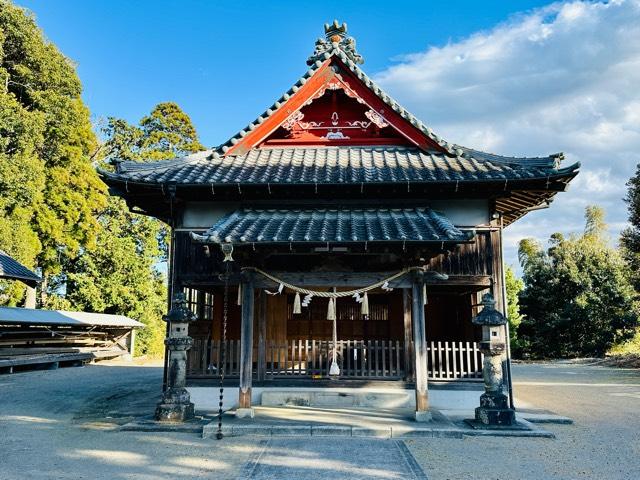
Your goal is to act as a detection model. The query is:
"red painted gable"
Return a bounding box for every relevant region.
[226,57,446,156]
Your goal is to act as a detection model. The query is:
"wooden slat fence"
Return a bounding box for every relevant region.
[187,338,483,380]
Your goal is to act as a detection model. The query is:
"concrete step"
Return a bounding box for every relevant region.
[261,389,413,409]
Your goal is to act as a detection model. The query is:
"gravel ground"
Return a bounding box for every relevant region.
[0,360,256,480]
[0,360,638,479]
[407,363,640,479]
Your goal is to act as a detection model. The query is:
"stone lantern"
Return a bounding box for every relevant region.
[155,292,197,422]
[468,293,515,427]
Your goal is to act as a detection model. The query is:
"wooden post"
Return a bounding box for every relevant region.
[238,274,255,418]
[412,270,431,422]
[257,290,267,382]
[402,289,414,381]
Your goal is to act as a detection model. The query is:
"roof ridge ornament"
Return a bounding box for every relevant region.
[307,20,364,66]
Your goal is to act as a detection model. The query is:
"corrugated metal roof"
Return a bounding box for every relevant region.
[0,251,41,286]
[0,306,144,328]
[192,207,474,244]
[103,146,577,185]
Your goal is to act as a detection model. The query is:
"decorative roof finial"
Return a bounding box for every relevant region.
[307,20,364,66]
[324,20,348,42]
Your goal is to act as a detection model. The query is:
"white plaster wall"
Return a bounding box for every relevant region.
[178,199,490,230]
[180,202,239,229]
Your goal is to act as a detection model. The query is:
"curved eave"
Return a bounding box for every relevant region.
[97,163,579,190]
[189,232,476,246]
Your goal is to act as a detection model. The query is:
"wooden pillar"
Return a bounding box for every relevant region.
[238,274,255,417]
[403,289,414,382]
[257,290,267,382]
[412,271,431,421]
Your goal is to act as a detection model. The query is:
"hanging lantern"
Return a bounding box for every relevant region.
[293,292,302,314]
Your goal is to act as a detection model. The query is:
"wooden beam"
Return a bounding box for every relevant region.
[403,289,414,382]
[182,272,491,288]
[411,271,430,420]
[257,290,267,382]
[238,274,255,411]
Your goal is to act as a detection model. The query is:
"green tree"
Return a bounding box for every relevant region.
[64,197,167,356]
[0,1,105,304]
[504,265,524,351]
[67,103,204,354]
[140,102,204,159]
[102,102,204,162]
[621,163,640,290]
[517,206,638,358]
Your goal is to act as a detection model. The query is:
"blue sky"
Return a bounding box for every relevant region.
[17,0,551,146]
[15,1,640,267]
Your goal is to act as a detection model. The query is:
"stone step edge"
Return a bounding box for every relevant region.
[201,423,555,439]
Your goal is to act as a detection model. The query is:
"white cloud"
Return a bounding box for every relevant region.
[375,0,640,268]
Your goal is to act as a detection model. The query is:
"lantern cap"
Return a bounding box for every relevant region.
[163,293,197,323]
[472,293,507,326]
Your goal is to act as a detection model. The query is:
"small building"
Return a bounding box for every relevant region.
[99,22,578,416]
[0,250,42,308]
[0,306,142,373]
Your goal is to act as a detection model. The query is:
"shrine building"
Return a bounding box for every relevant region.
[99,21,579,421]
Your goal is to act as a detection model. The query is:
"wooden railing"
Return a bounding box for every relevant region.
[187,338,483,380]
[267,339,405,379]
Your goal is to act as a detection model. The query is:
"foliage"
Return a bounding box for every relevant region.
[0,3,206,355]
[621,162,640,290]
[517,206,638,358]
[0,1,106,306]
[101,102,204,163]
[608,329,640,356]
[65,197,167,356]
[69,103,205,355]
[504,265,524,350]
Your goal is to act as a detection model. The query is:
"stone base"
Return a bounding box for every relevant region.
[154,402,195,423]
[415,410,433,422]
[464,418,530,431]
[236,407,255,419]
[473,406,516,426]
[473,391,515,427]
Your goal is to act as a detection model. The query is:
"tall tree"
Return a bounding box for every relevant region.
[0,1,105,305]
[63,197,167,356]
[504,265,524,351]
[102,102,205,162]
[140,102,204,159]
[65,103,205,354]
[621,164,640,289]
[518,206,638,358]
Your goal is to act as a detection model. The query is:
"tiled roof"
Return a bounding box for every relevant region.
[0,251,41,286]
[103,146,578,185]
[191,207,474,244]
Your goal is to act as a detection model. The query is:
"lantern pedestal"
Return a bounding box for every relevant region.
[474,392,515,426]
[466,293,516,428]
[155,293,197,423]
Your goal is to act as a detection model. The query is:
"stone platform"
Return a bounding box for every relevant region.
[198,405,557,439]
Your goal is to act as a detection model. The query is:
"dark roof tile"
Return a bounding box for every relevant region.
[0,251,41,286]
[191,207,474,245]
[102,146,577,186]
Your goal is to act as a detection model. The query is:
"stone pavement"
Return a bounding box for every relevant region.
[238,438,427,479]
[196,405,556,439]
